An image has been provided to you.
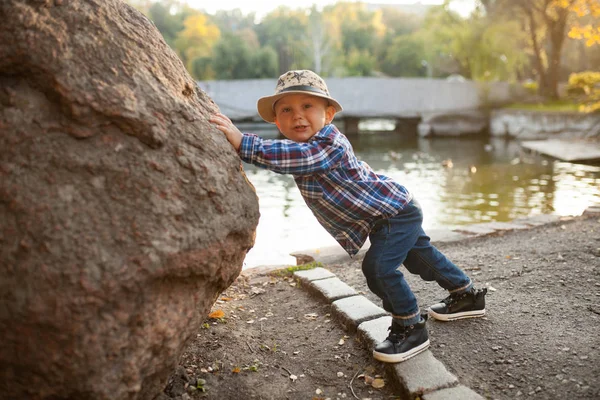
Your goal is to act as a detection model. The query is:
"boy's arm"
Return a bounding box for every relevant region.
[210,113,242,151]
[239,130,344,175]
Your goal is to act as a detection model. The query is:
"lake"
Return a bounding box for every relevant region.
[239,124,600,269]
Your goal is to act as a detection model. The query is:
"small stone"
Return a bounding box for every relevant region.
[509,384,515,389]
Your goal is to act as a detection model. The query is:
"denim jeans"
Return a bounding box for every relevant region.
[362,199,472,326]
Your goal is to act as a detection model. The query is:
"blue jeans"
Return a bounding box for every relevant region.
[362,199,472,326]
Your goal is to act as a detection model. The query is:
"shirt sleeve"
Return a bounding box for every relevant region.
[238,132,345,176]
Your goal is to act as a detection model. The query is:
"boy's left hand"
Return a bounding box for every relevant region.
[210,113,242,151]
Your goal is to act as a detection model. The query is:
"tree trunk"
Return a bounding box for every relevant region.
[0,1,259,399]
[541,6,569,99]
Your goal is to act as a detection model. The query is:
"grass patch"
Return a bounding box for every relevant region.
[270,261,324,277]
[505,100,581,112]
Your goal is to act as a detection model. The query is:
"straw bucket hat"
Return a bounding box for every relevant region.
[257,70,343,123]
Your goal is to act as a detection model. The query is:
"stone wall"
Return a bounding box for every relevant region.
[490,109,600,140]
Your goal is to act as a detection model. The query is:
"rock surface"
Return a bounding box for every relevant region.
[0,1,259,399]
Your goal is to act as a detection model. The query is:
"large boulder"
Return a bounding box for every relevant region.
[0,1,259,399]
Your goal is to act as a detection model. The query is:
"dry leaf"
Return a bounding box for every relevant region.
[208,310,225,319]
[232,367,241,373]
[372,378,386,388]
[220,297,233,301]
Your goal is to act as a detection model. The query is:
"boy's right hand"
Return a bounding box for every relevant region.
[210,113,242,151]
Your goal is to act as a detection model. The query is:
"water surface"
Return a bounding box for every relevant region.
[240,126,600,269]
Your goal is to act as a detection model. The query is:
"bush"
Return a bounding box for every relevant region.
[567,71,600,113]
[522,80,538,95]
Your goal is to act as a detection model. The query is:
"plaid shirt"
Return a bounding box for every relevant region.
[239,124,412,256]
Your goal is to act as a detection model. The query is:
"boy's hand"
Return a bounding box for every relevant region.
[210,113,242,151]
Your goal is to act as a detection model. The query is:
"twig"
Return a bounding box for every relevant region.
[281,366,293,377]
[349,369,361,400]
[246,340,255,353]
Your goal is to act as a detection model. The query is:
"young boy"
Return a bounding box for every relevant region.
[210,70,487,363]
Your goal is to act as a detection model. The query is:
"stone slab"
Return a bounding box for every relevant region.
[293,267,336,283]
[513,214,561,226]
[521,139,600,162]
[393,350,459,395]
[308,277,358,302]
[423,385,484,400]
[453,224,497,235]
[583,205,600,216]
[480,221,531,231]
[428,229,474,243]
[357,316,392,346]
[332,296,388,332]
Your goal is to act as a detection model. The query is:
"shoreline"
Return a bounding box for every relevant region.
[242,207,600,279]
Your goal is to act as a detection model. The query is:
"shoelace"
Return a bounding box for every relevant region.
[387,324,412,341]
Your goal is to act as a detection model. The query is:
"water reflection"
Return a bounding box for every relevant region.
[240,127,600,269]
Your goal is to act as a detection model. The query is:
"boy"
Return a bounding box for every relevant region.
[210,70,487,363]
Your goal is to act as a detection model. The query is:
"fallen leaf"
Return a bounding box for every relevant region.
[208,310,225,319]
[372,378,386,388]
[232,367,241,373]
[220,297,233,301]
[250,287,266,296]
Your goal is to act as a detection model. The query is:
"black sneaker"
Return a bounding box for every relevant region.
[373,316,430,363]
[428,288,487,321]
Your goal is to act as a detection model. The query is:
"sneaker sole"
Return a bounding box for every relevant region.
[427,308,485,322]
[372,339,430,363]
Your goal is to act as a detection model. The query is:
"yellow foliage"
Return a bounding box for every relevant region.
[174,13,220,70]
[567,71,600,113]
[554,0,600,46]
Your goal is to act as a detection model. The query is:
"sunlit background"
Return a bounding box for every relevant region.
[241,127,600,268]
[125,0,600,268]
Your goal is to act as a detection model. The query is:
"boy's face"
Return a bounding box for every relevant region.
[273,94,336,142]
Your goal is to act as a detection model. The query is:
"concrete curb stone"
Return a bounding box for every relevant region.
[393,350,459,395]
[423,385,485,400]
[331,295,388,332]
[293,267,336,282]
[304,276,357,301]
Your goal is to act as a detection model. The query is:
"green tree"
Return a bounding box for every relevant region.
[380,35,427,77]
[249,46,279,78]
[255,7,308,74]
[211,33,278,79]
[345,49,377,76]
[174,13,221,75]
[419,3,527,81]
[211,33,252,79]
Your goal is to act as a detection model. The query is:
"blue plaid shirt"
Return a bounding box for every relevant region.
[239,124,412,256]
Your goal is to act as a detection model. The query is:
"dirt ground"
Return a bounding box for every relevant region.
[160,214,599,400]
[160,271,400,400]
